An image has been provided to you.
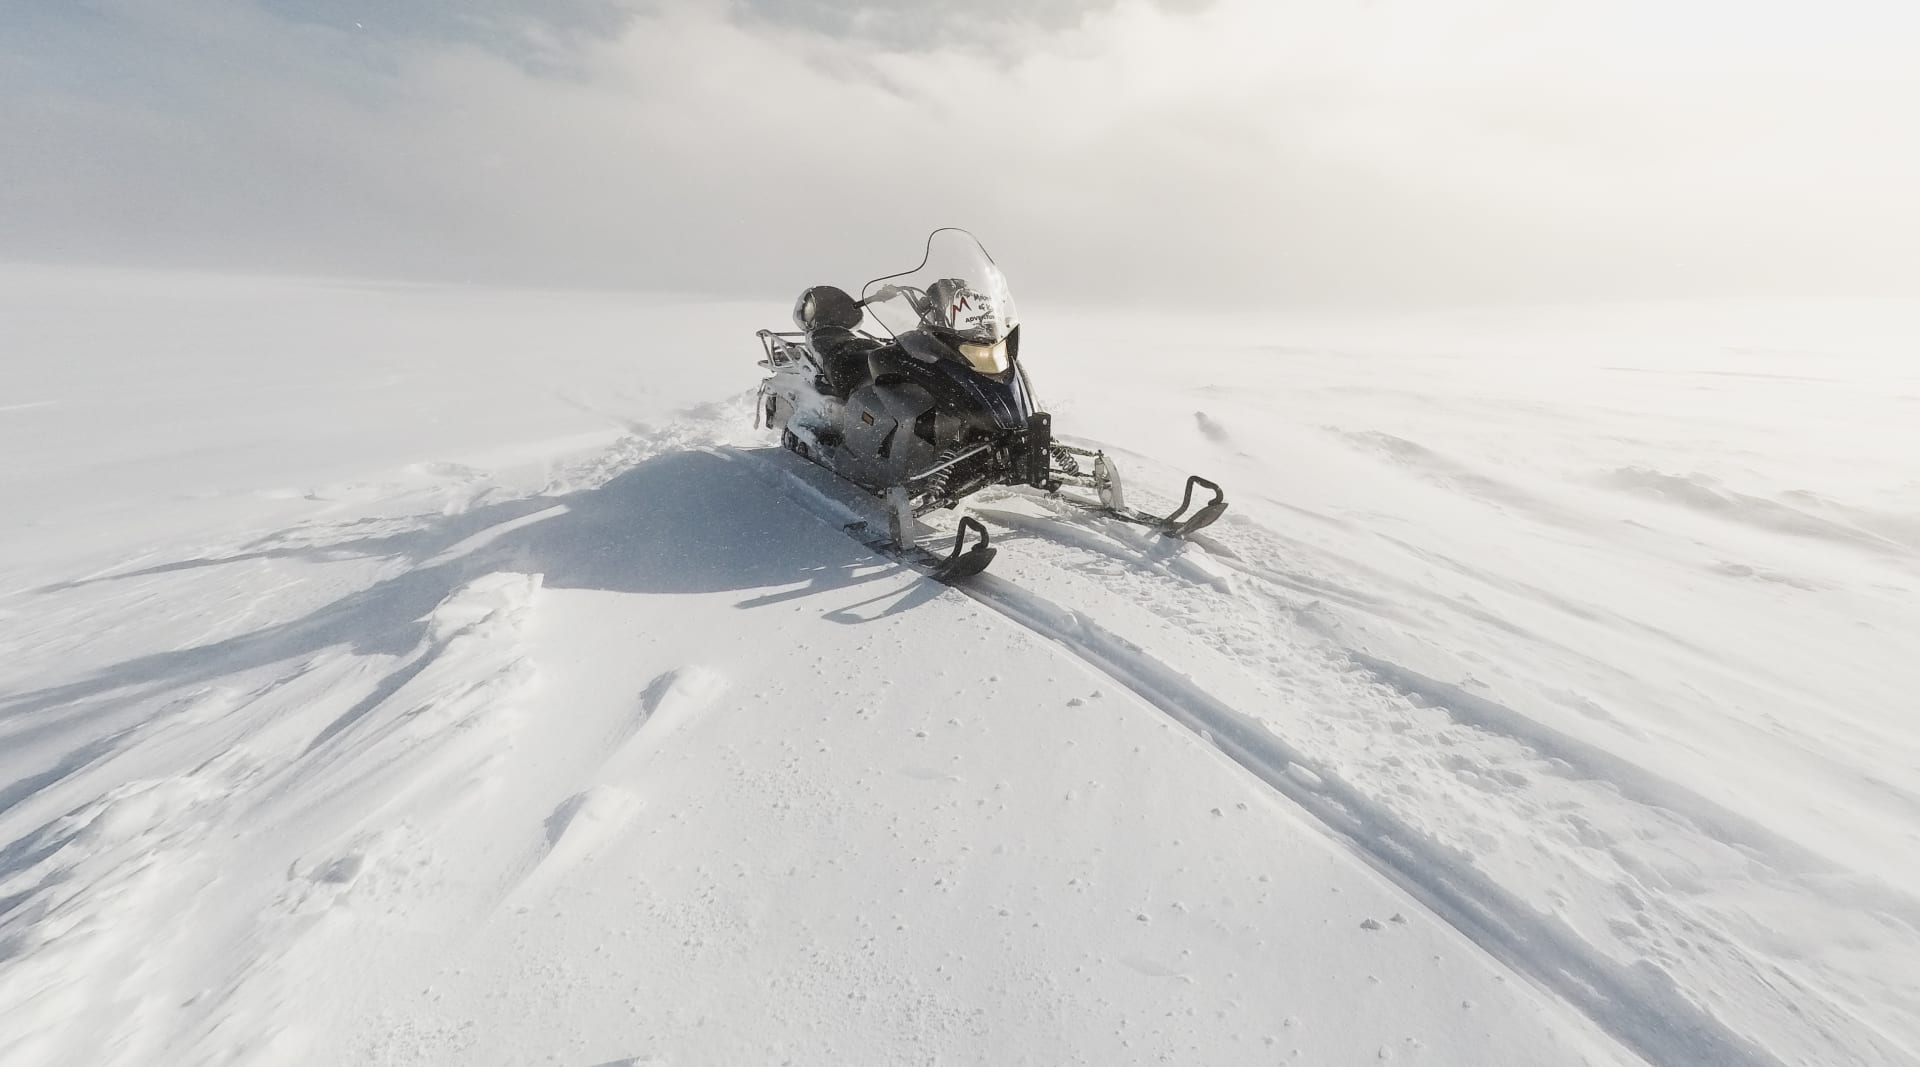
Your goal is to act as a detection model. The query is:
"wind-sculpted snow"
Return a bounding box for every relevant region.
[0,571,546,1062]
[1600,466,1920,556]
[3,281,1916,1065]
[0,419,1636,1064]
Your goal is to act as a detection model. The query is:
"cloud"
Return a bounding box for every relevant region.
[3,0,1916,303]
[729,0,1213,47]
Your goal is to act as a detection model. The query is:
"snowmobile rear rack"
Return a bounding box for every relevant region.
[755,329,808,369]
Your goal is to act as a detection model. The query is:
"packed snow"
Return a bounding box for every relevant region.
[2,264,1917,1065]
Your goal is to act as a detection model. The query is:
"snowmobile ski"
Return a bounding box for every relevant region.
[1043,445,1227,539]
[845,514,996,583]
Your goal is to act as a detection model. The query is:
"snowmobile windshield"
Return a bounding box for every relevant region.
[861,229,1018,348]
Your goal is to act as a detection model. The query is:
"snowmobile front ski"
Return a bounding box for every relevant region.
[927,517,996,581]
[847,513,996,584]
[742,445,1000,583]
[1044,444,1228,539]
[1155,475,1230,538]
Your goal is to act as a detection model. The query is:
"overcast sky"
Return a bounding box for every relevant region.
[3,0,1916,304]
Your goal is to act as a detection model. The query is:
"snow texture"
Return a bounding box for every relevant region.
[2,267,1917,1065]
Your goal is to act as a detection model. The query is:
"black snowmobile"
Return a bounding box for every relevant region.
[756,228,1226,580]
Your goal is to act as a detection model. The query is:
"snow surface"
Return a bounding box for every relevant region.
[2,264,1918,1065]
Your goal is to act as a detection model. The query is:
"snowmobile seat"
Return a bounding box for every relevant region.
[807,326,882,398]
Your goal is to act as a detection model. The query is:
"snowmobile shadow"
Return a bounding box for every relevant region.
[524,449,937,623]
[815,580,948,624]
[517,449,881,597]
[0,449,917,761]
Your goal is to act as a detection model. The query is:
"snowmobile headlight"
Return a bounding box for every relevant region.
[958,340,1010,374]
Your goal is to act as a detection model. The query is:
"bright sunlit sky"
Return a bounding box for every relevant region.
[3,0,1916,304]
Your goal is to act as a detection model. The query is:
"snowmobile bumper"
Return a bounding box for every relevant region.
[1021,412,1053,489]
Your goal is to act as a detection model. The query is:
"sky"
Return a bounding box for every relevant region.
[2,0,1917,304]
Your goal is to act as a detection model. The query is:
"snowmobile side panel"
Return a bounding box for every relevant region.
[842,381,943,490]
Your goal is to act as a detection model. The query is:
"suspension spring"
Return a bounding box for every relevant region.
[1049,445,1081,477]
[921,444,969,504]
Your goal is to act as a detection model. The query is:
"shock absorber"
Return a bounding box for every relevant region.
[920,444,969,506]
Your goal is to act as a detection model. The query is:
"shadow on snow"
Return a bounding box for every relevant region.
[0,448,939,806]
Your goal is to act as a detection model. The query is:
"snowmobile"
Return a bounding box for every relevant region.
[755,227,1226,581]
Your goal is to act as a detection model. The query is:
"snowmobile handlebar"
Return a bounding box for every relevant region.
[859,283,928,312]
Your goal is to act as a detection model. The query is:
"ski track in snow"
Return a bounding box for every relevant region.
[743,449,1757,1065]
[736,439,1920,1067]
[1027,505,1920,1067]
